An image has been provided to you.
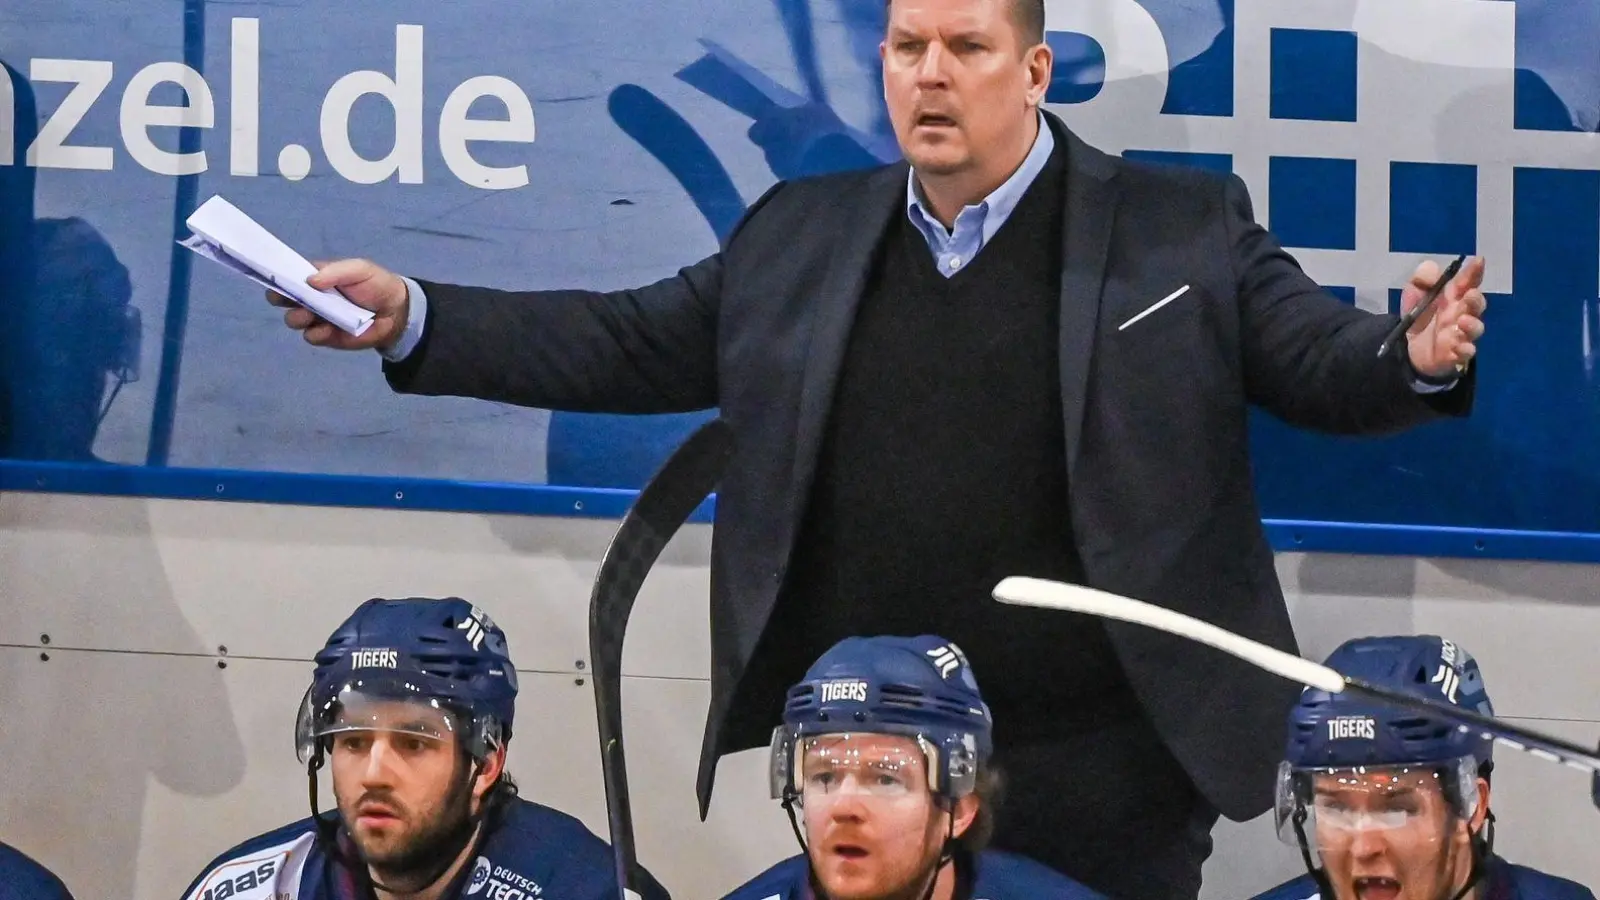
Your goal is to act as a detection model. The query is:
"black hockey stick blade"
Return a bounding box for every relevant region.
[588,417,734,899]
[993,576,1600,776]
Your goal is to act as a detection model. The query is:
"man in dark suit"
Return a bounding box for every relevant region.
[268,0,1488,897]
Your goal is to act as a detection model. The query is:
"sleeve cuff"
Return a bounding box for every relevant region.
[379,276,429,363]
[1404,352,1462,393]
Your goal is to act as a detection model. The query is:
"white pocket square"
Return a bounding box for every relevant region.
[1118,284,1190,331]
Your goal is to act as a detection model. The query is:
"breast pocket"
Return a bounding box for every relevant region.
[1104,281,1218,384]
[1112,282,1196,336]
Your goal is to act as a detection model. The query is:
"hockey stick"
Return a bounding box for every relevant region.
[587,417,735,900]
[993,576,1600,775]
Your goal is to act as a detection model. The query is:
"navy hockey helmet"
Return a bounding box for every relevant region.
[295,597,519,764]
[1285,634,1494,770]
[1275,634,1495,845]
[770,635,993,805]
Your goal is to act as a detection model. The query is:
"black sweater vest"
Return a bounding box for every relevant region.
[776,144,1136,734]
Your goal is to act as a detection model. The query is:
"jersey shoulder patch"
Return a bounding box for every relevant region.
[716,855,807,900]
[968,850,1109,899]
[177,819,319,900]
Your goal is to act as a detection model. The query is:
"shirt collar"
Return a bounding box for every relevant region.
[905,110,1055,241]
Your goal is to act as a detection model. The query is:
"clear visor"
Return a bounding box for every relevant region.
[792,732,936,807]
[295,677,467,763]
[1274,758,1477,852]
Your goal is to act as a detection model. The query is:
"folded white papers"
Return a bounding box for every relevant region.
[180,195,376,337]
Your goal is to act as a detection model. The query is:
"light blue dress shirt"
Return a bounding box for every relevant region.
[382,274,431,362]
[904,111,1055,278]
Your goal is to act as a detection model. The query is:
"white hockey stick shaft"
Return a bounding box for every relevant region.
[993,576,1600,775]
[993,576,1347,693]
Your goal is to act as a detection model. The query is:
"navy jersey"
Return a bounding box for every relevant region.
[719,850,1107,900]
[178,797,671,900]
[1249,855,1595,900]
[0,842,76,900]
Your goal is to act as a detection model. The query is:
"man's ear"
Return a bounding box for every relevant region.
[950,792,981,840]
[1023,41,1053,108]
[1468,776,1491,833]
[473,745,507,803]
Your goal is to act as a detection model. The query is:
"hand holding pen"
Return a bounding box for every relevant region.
[1379,254,1488,379]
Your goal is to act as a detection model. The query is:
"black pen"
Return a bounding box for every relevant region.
[1377,254,1467,358]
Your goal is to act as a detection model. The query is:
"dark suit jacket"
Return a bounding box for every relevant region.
[385,111,1473,824]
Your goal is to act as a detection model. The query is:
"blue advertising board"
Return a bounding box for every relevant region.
[2,0,1598,560]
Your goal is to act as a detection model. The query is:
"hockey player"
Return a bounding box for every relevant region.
[0,841,76,900]
[178,596,671,900]
[719,634,1106,900]
[1252,635,1593,900]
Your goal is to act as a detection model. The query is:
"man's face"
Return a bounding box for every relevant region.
[328,700,479,872]
[1310,768,1481,900]
[799,733,957,900]
[880,0,1048,179]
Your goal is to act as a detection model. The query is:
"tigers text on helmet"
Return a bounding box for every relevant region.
[769,634,992,807]
[296,597,520,766]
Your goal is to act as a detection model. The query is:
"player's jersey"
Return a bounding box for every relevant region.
[177,797,671,900]
[0,842,76,900]
[718,849,1108,900]
[1248,854,1595,900]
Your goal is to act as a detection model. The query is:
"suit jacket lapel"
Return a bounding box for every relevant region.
[788,162,906,524]
[1055,120,1120,480]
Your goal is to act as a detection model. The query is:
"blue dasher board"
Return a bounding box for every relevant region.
[2,0,1598,561]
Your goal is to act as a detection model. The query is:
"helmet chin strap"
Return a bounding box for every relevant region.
[306,748,491,897]
[911,817,958,900]
[1289,807,1333,900]
[1443,811,1495,900]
